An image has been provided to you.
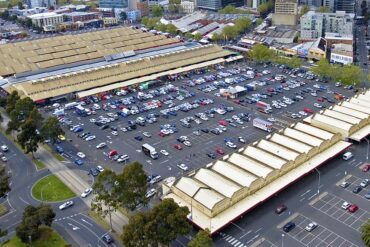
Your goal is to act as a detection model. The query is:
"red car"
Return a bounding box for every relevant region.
[174,144,183,150]
[275,204,287,214]
[304,107,314,113]
[362,164,370,172]
[218,120,228,126]
[216,148,225,155]
[108,149,118,157]
[317,97,325,102]
[348,204,358,213]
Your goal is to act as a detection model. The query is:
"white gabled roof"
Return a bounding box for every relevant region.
[349,98,370,108]
[270,134,312,154]
[257,139,299,161]
[175,177,205,197]
[294,122,335,140]
[311,114,352,131]
[322,109,361,125]
[194,168,241,198]
[356,94,370,104]
[341,101,370,114]
[194,188,225,210]
[283,128,322,147]
[243,146,287,170]
[331,105,369,120]
[228,153,273,178]
[211,161,258,188]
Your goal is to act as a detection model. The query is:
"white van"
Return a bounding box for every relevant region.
[342,152,353,160]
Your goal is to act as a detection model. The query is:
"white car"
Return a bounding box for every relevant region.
[177,164,189,171]
[314,103,322,108]
[59,201,74,210]
[145,188,157,198]
[85,135,96,141]
[111,131,118,136]
[143,132,152,138]
[305,222,318,232]
[1,156,7,162]
[77,152,86,158]
[96,142,106,149]
[160,150,169,156]
[360,179,369,188]
[89,118,96,123]
[225,141,237,149]
[96,165,104,172]
[1,145,8,152]
[81,188,93,198]
[117,154,130,163]
[341,201,351,210]
[267,118,276,122]
[298,111,307,116]
[183,141,192,147]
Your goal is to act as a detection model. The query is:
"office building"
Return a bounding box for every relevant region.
[30,0,56,8]
[299,0,322,7]
[272,0,299,26]
[29,12,63,28]
[300,11,354,40]
[323,0,354,13]
[330,43,353,64]
[196,0,244,11]
[99,0,128,9]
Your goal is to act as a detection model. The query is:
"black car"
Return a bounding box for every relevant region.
[100,124,109,130]
[110,126,118,131]
[102,234,114,244]
[353,186,362,194]
[207,152,216,159]
[134,136,143,141]
[89,168,100,177]
[283,222,295,232]
[211,129,220,135]
[201,128,209,133]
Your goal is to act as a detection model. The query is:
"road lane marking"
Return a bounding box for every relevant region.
[300,189,311,197]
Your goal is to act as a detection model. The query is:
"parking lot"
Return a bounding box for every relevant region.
[43,60,357,184]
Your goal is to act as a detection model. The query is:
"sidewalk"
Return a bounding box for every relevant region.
[0,113,128,234]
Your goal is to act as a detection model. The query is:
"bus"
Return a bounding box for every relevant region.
[142,144,158,159]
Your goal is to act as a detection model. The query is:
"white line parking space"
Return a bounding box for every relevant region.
[338,174,370,199]
[278,214,359,247]
[309,192,370,232]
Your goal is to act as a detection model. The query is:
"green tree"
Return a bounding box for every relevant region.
[0,228,7,238]
[152,5,163,17]
[272,56,302,68]
[121,212,152,247]
[234,17,251,34]
[40,116,64,144]
[119,11,127,21]
[339,65,364,86]
[188,229,212,247]
[16,204,55,243]
[318,6,329,12]
[91,169,119,231]
[116,162,148,211]
[7,97,35,133]
[301,5,310,16]
[185,32,193,39]
[146,198,191,246]
[248,44,275,63]
[222,26,237,40]
[194,32,202,41]
[5,91,20,115]
[258,0,274,17]
[0,165,10,198]
[218,5,237,14]
[166,23,177,34]
[0,97,6,108]
[310,59,331,79]
[17,118,43,157]
[212,32,222,42]
[86,1,96,9]
[141,16,149,26]
[17,1,23,9]
[361,219,370,247]
[256,18,263,25]
[155,22,167,32]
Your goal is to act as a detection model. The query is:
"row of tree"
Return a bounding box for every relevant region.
[257,0,274,17]
[310,59,364,85]
[3,91,64,157]
[248,44,302,68]
[218,5,252,14]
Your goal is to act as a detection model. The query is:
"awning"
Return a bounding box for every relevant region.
[225,55,244,63]
[165,140,352,234]
[76,58,225,98]
[349,125,370,141]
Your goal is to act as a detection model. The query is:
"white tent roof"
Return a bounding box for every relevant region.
[270,134,312,154]
[283,128,323,147]
[311,114,352,131]
[349,98,370,108]
[340,101,370,114]
[331,105,369,120]
[294,122,334,140]
[243,146,287,170]
[322,109,361,125]
[257,139,299,161]
[228,153,273,178]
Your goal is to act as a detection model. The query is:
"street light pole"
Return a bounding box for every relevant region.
[281,233,284,247]
[365,137,369,163]
[314,168,320,196]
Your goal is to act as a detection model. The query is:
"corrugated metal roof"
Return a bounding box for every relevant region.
[341,101,370,114]
[270,133,312,154]
[257,139,300,161]
[283,128,322,147]
[311,114,352,131]
[322,109,361,125]
[175,177,205,197]
[228,153,273,178]
[294,122,334,140]
[243,146,287,170]
[194,169,241,198]
[211,161,258,188]
[193,188,225,210]
[331,105,369,120]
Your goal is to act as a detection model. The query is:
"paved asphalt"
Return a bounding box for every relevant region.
[0,133,120,247]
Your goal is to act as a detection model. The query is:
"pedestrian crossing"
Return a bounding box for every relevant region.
[223,234,248,247]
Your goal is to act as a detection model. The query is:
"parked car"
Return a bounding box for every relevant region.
[283,222,295,232]
[305,222,318,232]
[177,163,189,171]
[362,164,370,172]
[174,144,183,150]
[353,186,362,194]
[360,179,369,188]
[160,150,169,156]
[145,188,157,198]
[348,204,358,213]
[341,201,351,210]
[275,204,287,214]
[340,181,350,188]
[89,168,99,176]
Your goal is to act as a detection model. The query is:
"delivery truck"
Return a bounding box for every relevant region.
[253,118,273,132]
[256,101,272,113]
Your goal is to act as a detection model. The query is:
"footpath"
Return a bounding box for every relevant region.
[0,113,128,234]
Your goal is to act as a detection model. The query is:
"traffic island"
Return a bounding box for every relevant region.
[32,175,76,202]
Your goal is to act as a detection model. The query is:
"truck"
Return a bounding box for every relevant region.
[256,101,272,113]
[142,143,159,159]
[245,84,256,91]
[253,118,273,132]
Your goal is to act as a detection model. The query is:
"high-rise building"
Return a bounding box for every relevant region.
[272,0,299,26]
[323,0,354,13]
[99,0,128,9]
[299,0,322,7]
[300,10,354,40]
[30,0,56,8]
[196,0,243,11]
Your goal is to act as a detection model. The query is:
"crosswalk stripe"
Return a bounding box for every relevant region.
[234,242,242,247]
[225,236,233,241]
[230,239,238,245]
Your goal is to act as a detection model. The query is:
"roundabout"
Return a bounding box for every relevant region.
[32,174,76,202]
